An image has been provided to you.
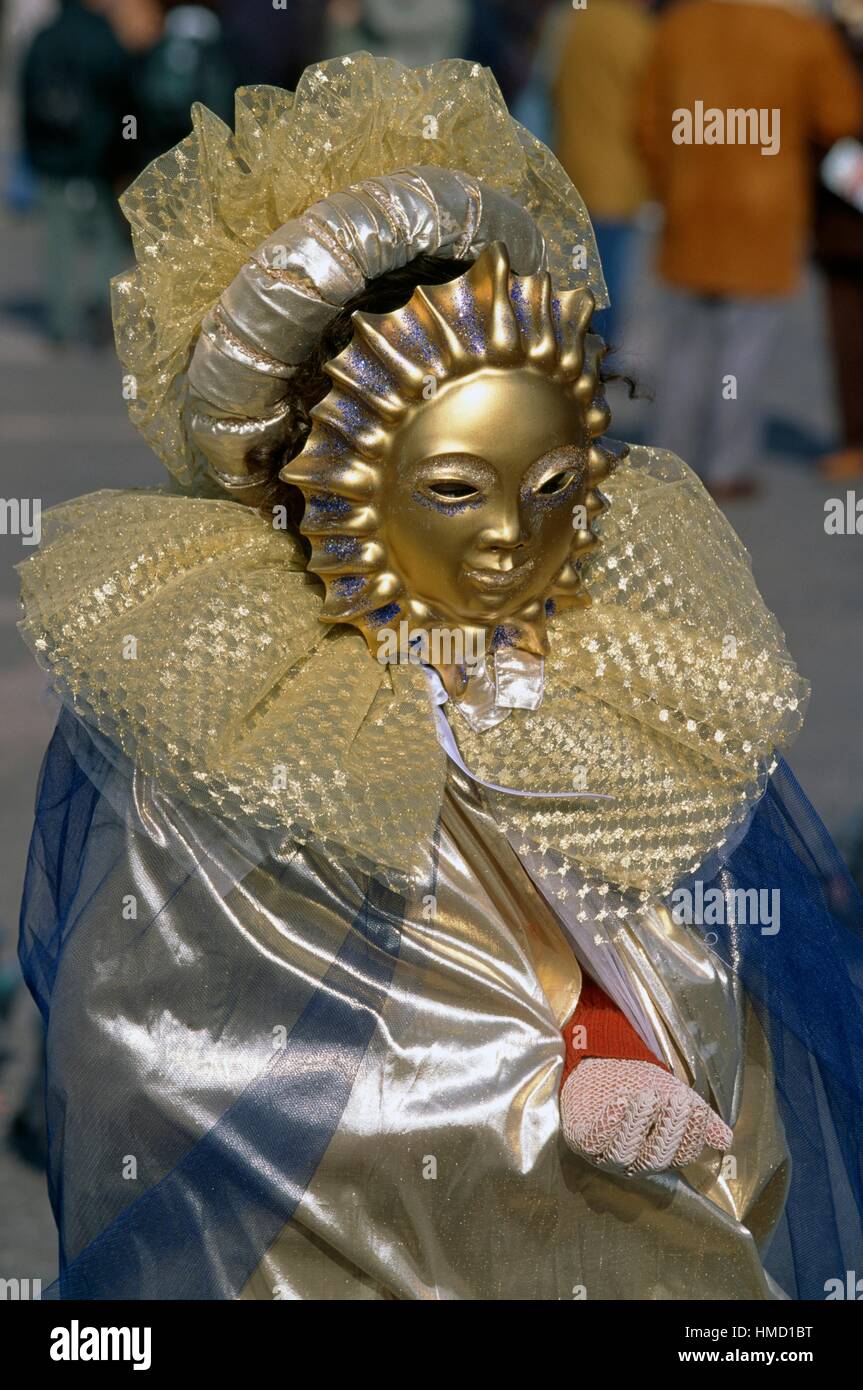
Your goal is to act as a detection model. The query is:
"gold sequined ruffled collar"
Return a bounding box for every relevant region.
[18,446,807,898]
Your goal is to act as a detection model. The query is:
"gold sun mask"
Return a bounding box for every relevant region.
[281,243,623,685]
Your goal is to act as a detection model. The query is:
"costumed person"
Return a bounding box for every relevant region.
[17,54,863,1301]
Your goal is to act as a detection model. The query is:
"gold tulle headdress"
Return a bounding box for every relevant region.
[112,52,607,498]
[20,53,808,900]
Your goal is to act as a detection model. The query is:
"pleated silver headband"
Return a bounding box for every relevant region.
[185,166,547,499]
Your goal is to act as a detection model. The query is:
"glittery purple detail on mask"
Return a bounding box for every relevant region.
[306,492,351,519]
[333,575,365,597]
[551,294,563,344]
[492,624,521,650]
[344,346,395,401]
[331,393,375,438]
[398,309,442,370]
[545,598,557,617]
[509,277,530,337]
[454,277,485,355]
[305,427,349,458]
[323,536,360,560]
[411,488,483,516]
[522,475,577,516]
[366,603,401,627]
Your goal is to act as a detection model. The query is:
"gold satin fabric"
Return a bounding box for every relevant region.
[34,712,787,1300]
[240,768,789,1301]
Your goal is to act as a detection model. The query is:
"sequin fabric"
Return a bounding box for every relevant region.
[451,447,808,897]
[17,491,447,881]
[17,448,806,896]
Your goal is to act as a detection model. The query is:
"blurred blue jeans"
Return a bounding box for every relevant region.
[39,177,125,342]
[652,288,787,484]
[592,219,638,349]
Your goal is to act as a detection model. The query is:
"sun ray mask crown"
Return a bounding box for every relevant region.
[281,242,624,678]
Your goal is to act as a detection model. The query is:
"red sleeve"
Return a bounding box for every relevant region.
[562,977,669,1086]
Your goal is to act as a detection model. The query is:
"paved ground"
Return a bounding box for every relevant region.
[0,194,860,1288]
[0,203,164,1289]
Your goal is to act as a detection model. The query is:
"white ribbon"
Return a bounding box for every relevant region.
[424,667,613,802]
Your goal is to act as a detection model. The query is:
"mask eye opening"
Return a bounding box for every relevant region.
[427,480,480,499]
[534,469,576,497]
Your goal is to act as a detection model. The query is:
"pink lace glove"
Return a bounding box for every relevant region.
[560,1057,733,1174]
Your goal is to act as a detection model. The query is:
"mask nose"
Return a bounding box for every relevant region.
[479,509,528,555]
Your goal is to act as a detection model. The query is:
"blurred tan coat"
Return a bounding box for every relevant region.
[639,0,863,295]
[553,0,654,221]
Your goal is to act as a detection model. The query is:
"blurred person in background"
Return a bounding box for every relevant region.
[323,1,555,133]
[552,0,654,348]
[123,0,236,173]
[325,0,470,69]
[2,0,55,216]
[817,0,863,911]
[815,0,863,481]
[218,0,325,91]
[464,0,554,109]
[20,0,131,345]
[101,0,162,54]
[639,0,863,501]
